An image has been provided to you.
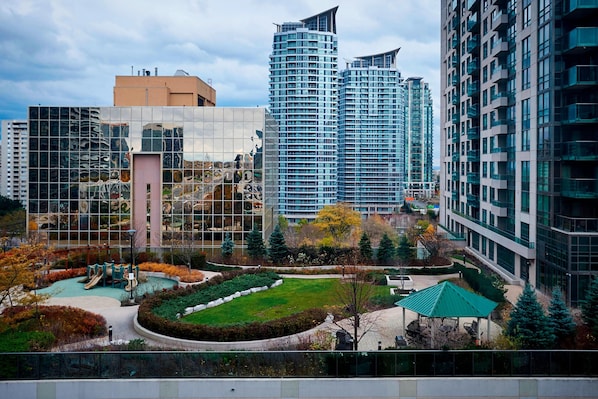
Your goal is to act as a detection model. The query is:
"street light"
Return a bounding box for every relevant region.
[127,229,136,303]
[566,272,572,307]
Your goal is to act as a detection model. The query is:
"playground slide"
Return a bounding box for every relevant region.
[84,270,103,290]
[124,278,138,292]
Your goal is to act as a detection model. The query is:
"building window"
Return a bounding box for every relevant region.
[522,0,532,28]
[521,222,530,242]
[521,99,530,151]
[538,92,550,124]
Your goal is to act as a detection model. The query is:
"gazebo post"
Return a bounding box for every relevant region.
[486,314,491,342]
[402,307,406,337]
[476,317,481,344]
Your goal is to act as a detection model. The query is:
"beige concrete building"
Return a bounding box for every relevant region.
[113,69,216,107]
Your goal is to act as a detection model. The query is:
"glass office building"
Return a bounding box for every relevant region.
[27,106,278,251]
[440,0,598,305]
[338,49,406,216]
[269,7,338,223]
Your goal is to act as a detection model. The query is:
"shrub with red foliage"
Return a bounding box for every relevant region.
[45,267,87,284]
[3,305,107,345]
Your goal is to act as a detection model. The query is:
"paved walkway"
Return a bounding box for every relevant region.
[44,271,524,351]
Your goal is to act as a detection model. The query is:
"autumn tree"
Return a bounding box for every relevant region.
[0,244,51,308]
[358,232,373,262]
[418,224,453,262]
[313,203,361,246]
[361,213,397,246]
[335,266,378,350]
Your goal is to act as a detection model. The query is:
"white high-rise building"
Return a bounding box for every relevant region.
[0,120,28,205]
[269,7,338,223]
[338,49,406,216]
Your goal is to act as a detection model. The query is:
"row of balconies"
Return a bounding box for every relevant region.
[565,27,598,54]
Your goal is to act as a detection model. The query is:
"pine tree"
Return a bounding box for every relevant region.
[395,235,413,266]
[358,232,373,262]
[548,287,576,347]
[376,233,395,265]
[506,284,554,349]
[246,226,266,259]
[268,225,288,265]
[581,278,598,338]
[221,233,234,259]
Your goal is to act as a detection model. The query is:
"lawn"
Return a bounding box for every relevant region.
[183,278,390,326]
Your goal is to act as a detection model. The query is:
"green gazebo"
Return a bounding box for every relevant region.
[395,281,498,347]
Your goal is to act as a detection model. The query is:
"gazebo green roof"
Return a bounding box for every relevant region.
[395,281,498,318]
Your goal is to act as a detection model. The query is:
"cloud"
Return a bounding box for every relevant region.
[0,0,441,164]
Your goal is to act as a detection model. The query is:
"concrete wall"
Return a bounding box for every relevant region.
[2,377,597,399]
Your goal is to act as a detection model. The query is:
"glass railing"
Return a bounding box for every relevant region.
[467,15,478,31]
[467,59,479,74]
[467,0,478,10]
[563,103,598,123]
[565,0,598,15]
[452,152,460,162]
[562,141,598,160]
[453,211,535,248]
[4,350,594,379]
[561,178,598,198]
[452,191,459,200]
[467,81,479,95]
[563,65,598,87]
[555,215,598,232]
[467,150,480,161]
[491,199,511,208]
[467,105,479,118]
[467,172,480,183]
[467,127,479,140]
[466,37,479,53]
[491,173,509,181]
[567,27,598,51]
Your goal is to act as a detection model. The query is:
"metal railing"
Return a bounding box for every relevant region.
[2,350,596,380]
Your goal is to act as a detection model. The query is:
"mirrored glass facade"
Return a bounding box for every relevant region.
[27,106,278,251]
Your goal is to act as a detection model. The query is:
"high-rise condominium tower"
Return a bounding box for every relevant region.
[269,7,338,223]
[338,49,405,216]
[440,0,598,306]
[404,77,435,199]
[0,120,28,205]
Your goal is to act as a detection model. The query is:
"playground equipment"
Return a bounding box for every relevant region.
[83,262,138,291]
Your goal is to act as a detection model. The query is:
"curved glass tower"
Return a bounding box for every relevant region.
[269,7,338,223]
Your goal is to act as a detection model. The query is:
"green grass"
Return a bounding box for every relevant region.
[183,278,389,326]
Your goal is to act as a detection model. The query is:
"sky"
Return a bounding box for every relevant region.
[0,0,441,163]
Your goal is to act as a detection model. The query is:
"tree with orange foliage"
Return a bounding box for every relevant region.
[0,244,51,307]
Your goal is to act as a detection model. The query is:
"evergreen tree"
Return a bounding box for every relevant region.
[395,235,413,266]
[268,225,289,265]
[376,233,395,265]
[221,233,234,259]
[506,284,554,349]
[548,287,576,347]
[581,278,598,338]
[358,232,373,262]
[246,226,266,259]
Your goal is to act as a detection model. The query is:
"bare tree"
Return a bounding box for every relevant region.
[334,265,379,350]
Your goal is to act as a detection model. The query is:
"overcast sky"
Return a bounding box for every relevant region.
[0,0,441,163]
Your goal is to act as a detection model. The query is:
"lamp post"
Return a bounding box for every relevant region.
[127,229,136,303]
[566,272,572,307]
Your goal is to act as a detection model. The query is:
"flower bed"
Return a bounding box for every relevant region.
[138,262,204,283]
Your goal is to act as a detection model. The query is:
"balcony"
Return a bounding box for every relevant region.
[452,152,460,162]
[490,200,509,217]
[452,171,460,181]
[562,141,598,160]
[491,173,509,181]
[452,113,460,124]
[561,178,598,198]
[467,14,479,32]
[467,104,479,118]
[563,103,598,124]
[491,40,509,56]
[490,147,508,162]
[467,126,480,140]
[451,74,459,85]
[467,194,480,207]
[555,215,598,233]
[492,11,509,29]
[451,55,459,67]
[452,191,460,201]
[563,65,598,88]
[451,36,459,49]
[467,172,480,184]
[565,27,598,54]
[467,0,478,10]
[452,133,460,143]
[467,58,479,75]
[467,149,480,162]
[451,96,459,105]
[491,91,509,107]
[467,81,480,96]
[466,36,480,53]
[490,67,508,83]
[564,0,598,19]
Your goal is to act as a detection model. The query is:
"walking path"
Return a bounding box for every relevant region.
[44,270,525,351]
